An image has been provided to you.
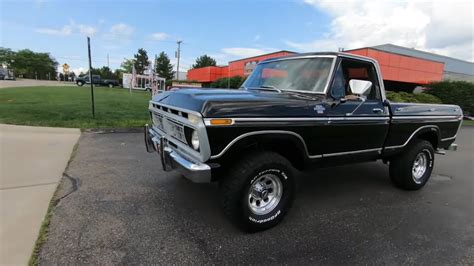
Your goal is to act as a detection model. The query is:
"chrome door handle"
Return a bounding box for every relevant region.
[372,108,384,113]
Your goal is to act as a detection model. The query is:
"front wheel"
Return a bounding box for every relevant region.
[108,83,114,88]
[77,81,84,86]
[389,140,435,190]
[219,151,295,232]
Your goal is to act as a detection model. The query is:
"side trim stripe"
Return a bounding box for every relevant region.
[323,148,382,157]
[209,130,381,160]
[204,116,390,126]
[441,135,457,141]
[205,115,460,126]
[392,115,461,120]
[385,125,440,150]
[209,130,322,160]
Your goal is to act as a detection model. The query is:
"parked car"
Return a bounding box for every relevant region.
[0,68,15,80]
[144,52,462,232]
[76,75,119,87]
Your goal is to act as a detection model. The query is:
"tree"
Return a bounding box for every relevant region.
[210,76,245,89]
[133,48,149,74]
[0,47,15,68]
[154,52,174,81]
[426,80,474,115]
[192,54,216,69]
[114,69,125,80]
[86,66,118,79]
[3,48,58,79]
[97,66,115,79]
[120,58,135,73]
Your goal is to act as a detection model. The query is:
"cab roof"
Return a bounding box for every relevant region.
[260,52,378,65]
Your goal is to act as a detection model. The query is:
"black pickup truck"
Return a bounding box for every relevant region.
[76,74,119,87]
[144,52,462,232]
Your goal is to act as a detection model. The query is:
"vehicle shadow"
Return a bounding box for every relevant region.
[160,160,396,231]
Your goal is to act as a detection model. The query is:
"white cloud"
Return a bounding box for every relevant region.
[109,23,134,37]
[35,21,97,37]
[221,47,276,58]
[77,24,97,36]
[149,32,169,41]
[289,0,473,61]
[35,25,73,36]
[72,67,86,75]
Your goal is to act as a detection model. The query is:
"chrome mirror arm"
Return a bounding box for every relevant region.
[346,96,366,116]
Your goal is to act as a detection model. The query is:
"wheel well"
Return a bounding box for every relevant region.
[217,134,307,170]
[416,130,439,149]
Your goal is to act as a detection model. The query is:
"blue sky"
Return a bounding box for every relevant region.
[1,0,472,74]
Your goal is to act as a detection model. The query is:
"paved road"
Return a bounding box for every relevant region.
[38,128,473,264]
[0,124,80,265]
[0,79,74,88]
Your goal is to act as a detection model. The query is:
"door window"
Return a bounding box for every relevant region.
[329,59,381,101]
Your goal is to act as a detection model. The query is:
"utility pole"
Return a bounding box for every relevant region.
[176,40,182,80]
[87,37,95,118]
[107,53,110,68]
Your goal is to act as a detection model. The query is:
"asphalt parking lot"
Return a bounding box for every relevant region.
[38,127,473,264]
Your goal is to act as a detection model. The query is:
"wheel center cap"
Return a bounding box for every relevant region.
[252,183,269,199]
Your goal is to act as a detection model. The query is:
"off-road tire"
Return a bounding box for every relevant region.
[219,151,295,232]
[389,140,435,190]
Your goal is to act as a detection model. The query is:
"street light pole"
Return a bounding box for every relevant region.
[87,37,95,119]
[176,40,182,80]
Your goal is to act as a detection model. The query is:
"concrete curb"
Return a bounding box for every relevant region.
[83,128,143,133]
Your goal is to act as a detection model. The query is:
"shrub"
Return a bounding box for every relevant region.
[425,81,474,115]
[210,76,245,89]
[386,91,442,104]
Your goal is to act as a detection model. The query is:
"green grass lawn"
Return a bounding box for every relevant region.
[462,120,474,126]
[0,86,151,128]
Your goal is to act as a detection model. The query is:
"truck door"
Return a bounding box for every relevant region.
[92,75,100,84]
[322,57,389,160]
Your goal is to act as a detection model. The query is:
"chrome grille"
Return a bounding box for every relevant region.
[152,103,188,119]
[152,112,187,144]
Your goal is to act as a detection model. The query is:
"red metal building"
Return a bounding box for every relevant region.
[187,47,445,90]
[187,51,295,84]
[346,47,444,90]
[187,65,229,83]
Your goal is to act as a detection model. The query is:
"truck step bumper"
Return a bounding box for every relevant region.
[435,143,458,155]
[144,124,212,183]
[447,143,458,151]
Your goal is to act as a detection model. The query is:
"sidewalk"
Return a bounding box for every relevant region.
[0,124,80,265]
[0,79,75,88]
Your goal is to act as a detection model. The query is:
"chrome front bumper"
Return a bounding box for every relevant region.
[144,124,212,183]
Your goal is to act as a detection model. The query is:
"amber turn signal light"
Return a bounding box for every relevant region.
[210,119,233,125]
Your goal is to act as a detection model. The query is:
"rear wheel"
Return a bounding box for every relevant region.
[389,140,435,190]
[108,83,114,88]
[77,81,84,86]
[219,151,295,232]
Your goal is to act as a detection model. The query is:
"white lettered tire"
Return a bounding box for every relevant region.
[219,151,295,232]
[389,140,435,190]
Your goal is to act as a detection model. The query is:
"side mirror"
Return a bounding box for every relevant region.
[348,79,372,96]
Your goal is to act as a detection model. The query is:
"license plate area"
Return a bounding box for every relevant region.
[152,113,164,131]
[163,119,186,143]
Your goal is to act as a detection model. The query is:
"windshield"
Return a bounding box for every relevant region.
[242,57,334,93]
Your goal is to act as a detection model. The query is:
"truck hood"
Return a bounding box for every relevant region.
[151,88,323,117]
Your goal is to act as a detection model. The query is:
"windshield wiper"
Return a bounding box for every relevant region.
[246,85,282,93]
[281,90,318,100]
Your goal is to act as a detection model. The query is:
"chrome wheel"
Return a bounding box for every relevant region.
[248,173,283,215]
[412,152,427,183]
